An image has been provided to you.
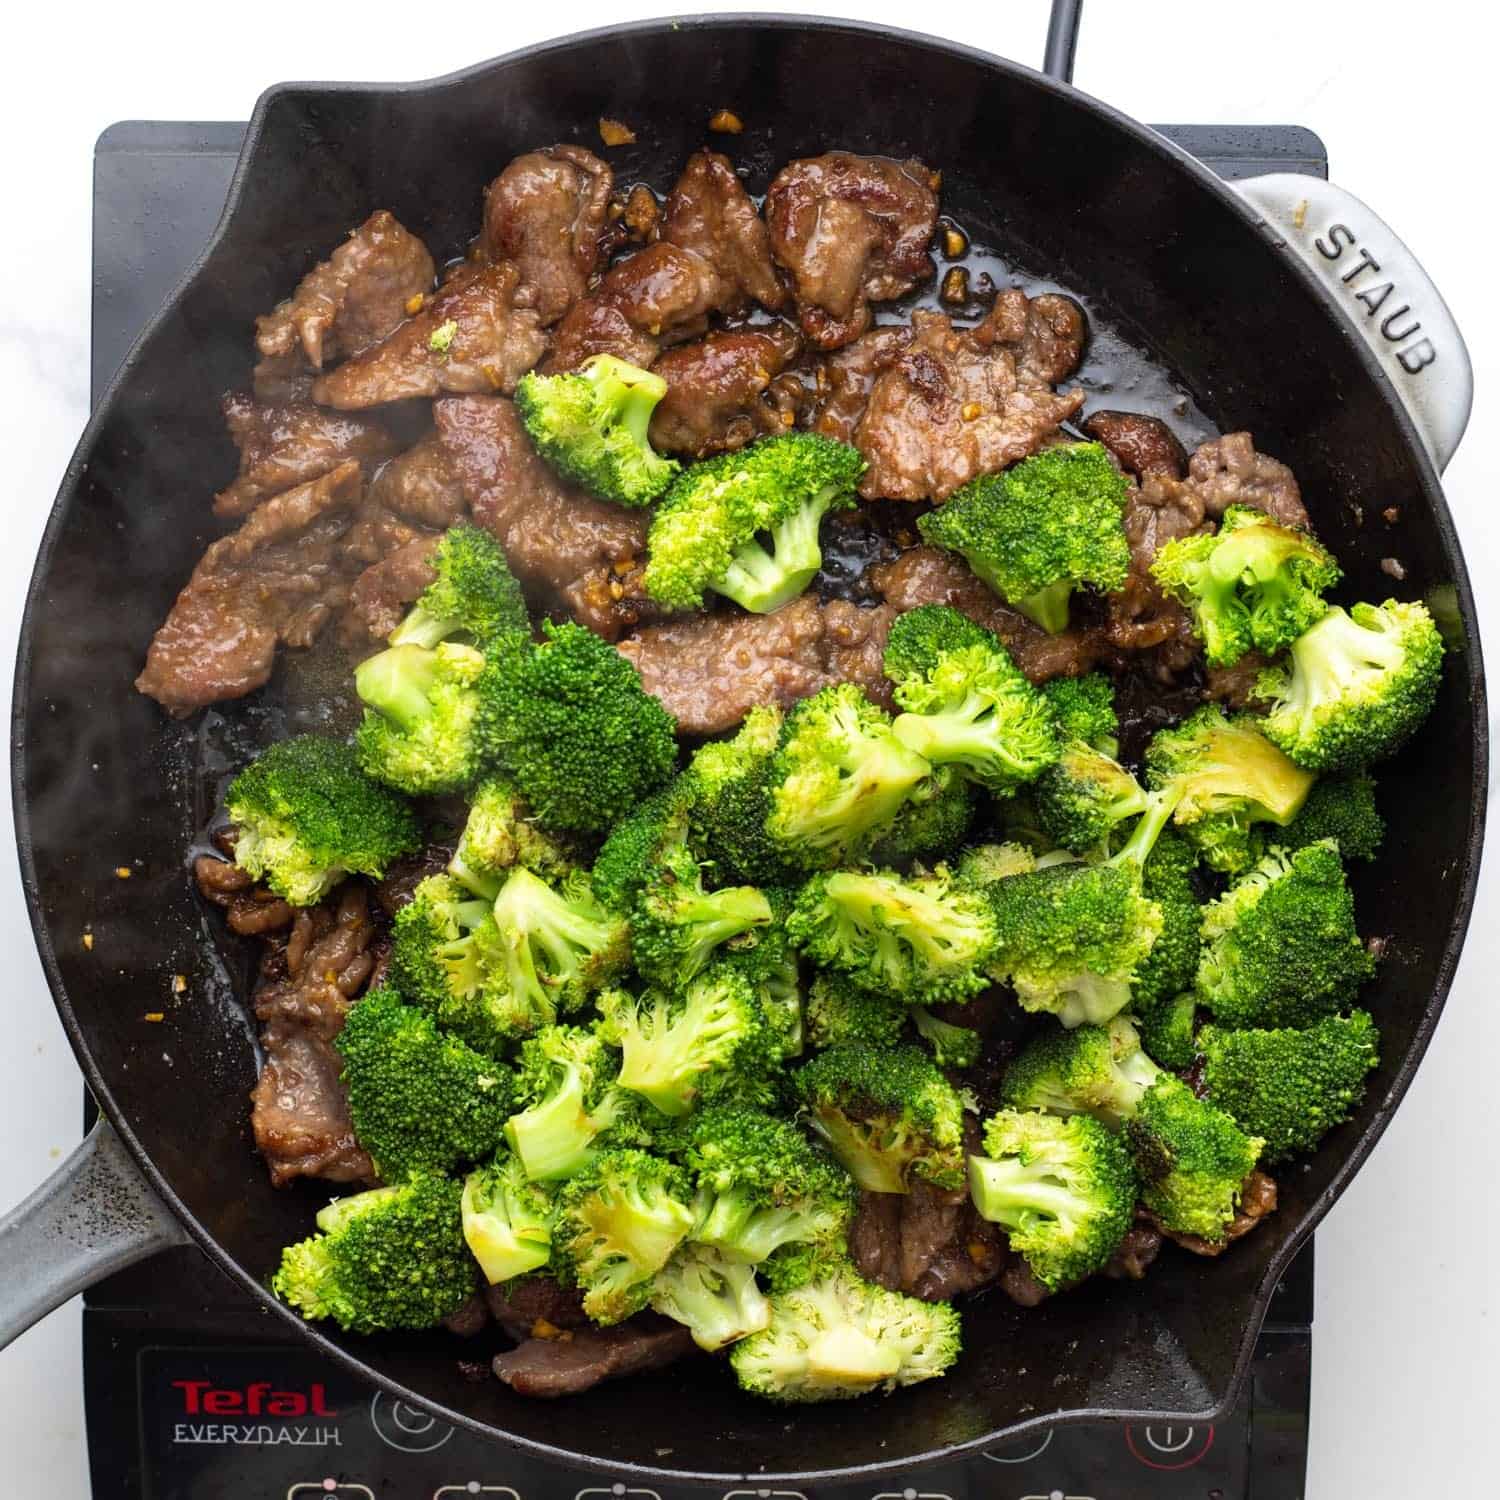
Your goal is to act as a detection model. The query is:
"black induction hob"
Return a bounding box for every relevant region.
[84,118,1325,1500]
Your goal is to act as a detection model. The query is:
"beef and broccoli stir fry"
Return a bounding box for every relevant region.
[155,138,1442,1405]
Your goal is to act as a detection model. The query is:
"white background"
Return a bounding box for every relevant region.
[0,2,1495,1493]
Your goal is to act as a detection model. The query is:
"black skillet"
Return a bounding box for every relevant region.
[0,8,1485,1483]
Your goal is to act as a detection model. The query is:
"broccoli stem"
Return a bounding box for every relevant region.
[1112,783,1185,870]
[967,1156,1082,1232]
[586,355,668,450]
[1014,579,1073,635]
[504,1071,597,1181]
[354,645,437,732]
[714,488,840,615]
[448,851,504,902]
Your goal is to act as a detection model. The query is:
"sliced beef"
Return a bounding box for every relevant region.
[312,261,547,408]
[649,326,802,457]
[483,146,612,325]
[1101,1217,1164,1280]
[1186,433,1308,528]
[492,1316,697,1398]
[214,393,399,519]
[444,1292,491,1338]
[342,534,442,645]
[249,886,379,1188]
[999,1257,1052,1308]
[1205,651,1272,711]
[854,307,1086,500]
[252,349,318,404]
[434,394,657,640]
[765,153,938,348]
[659,149,784,312]
[374,842,457,918]
[1083,408,1189,480]
[811,326,912,444]
[1104,472,1204,673]
[484,1277,589,1341]
[982,287,1088,386]
[255,210,435,371]
[136,461,366,716]
[1152,1170,1279,1257]
[366,430,468,531]
[871,547,1102,684]
[193,854,294,936]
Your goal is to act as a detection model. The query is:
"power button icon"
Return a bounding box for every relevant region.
[1124,1423,1215,1470]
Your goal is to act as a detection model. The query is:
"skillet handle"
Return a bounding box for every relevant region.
[1235,174,1473,472]
[0,1119,190,1350]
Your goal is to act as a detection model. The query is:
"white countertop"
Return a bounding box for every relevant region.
[0,3,1494,1493]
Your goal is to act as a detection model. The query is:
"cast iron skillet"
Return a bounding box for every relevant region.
[0,12,1486,1482]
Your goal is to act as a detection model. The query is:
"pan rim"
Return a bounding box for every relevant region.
[12,11,1488,1481]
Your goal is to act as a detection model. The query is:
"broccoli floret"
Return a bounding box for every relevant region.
[1199,1011,1380,1162]
[514,354,679,506]
[917,444,1130,633]
[968,1109,1137,1290]
[1151,506,1340,667]
[954,841,1038,888]
[1134,991,1199,1072]
[387,524,529,650]
[1125,1076,1265,1242]
[793,1044,966,1193]
[551,1148,696,1323]
[1255,600,1444,770]
[591,777,696,913]
[788,868,998,1006]
[602,966,778,1118]
[631,845,773,990]
[729,1259,961,1403]
[389,873,496,1022]
[224,735,420,905]
[335,986,514,1182]
[883,607,1059,794]
[461,1152,554,1284]
[804,971,909,1051]
[650,1242,771,1350]
[867,766,978,868]
[272,1176,474,1333]
[910,1007,981,1069]
[1129,829,1204,1019]
[1000,1015,1163,1126]
[448,776,580,899]
[1195,840,1374,1029]
[644,433,864,612]
[766,684,932,869]
[680,705,795,885]
[1033,743,1149,853]
[1145,705,1315,874]
[716,891,805,1061]
[479,620,678,834]
[985,860,1163,1028]
[504,1024,644,1181]
[1276,772,1384,861]
[1041,672,1119,754]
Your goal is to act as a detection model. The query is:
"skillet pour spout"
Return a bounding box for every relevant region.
[3,14,1484,1481]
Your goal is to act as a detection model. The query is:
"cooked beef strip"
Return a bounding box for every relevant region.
[1105,472,1204,673]
[256,210,435,371]
[811,326,913,444]
[193,854,295,937]
[483,146,612,325]
[366,430,468,530]
[434,394,659,640]
[342,533,441,645]
[374,842,457,918]
[443,1291,491,1338]
[659,149,785,312]
[312,261,547,408]
[854,306,1086,500]
[1102,1213,1165,1280]
[999,1257,1052,1308]
[1186,433,1308,528]
[765,153,938,349]
[214,393,399,520]
[983,288,1088,386]
[1083,408,1189,479]
[484,1277,589,1341]
[249,885,378,1188]
[492,1316,698,1399]
[252,349,318,404]
[136,461,365,716]
[648,325,802,456]
[1151,1170,1279,1257]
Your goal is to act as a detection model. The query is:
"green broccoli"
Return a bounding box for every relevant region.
[1145,705,1315,874]
[787,867,998,1006]
[1196,840,1374,1029]
[1128,831,1204,1066]
[910,1007,981,1069]
[461,1152,554,1284]
[1151,506,1340,667]
[224,735,420,905]
[514,353,679,506]
[1000,1015,1163,1126]
[883,606,1059,794]
[631,845,773,990]
[479,620,678,834]
[968,1109,1137,1290]
[1255,600,1444,770]
[387,524,529,650]
[715,892,805,1061]
[765,684,932,869]
[1199,1011,1379,1161]
[591,777,696,913]
[678,705,793,885]
[272,1176,474,1333]
[1041,672,1120,755]
[1033,743,1149,853]
[954,841,1039,888]
[644,433,865,612]
[551,1148,696,1323]
[448,776,580,899]
[334,986,514,1182]
[792,1044,966,1192]
[1126,1076,1265,1243]
[650,1242,771,1350]
[1275,771,1384,861]
[804,971,909,1051]
[503,1024,645,1181]
[916,443,1130,633]
[602,966,778,1118]
[867,766,978,868]
[729,1259,961,1402]
[1134,992,1199,1073]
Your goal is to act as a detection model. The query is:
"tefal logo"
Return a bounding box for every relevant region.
[172,1381,339,1419]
